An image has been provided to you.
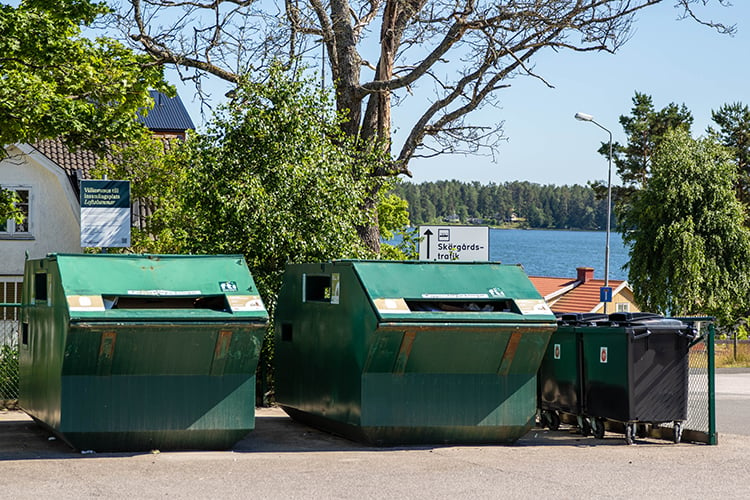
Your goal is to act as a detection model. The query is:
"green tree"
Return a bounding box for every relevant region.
[0,0,170,149]
[119,0,732,250]
[594,92,694,206]
[98,66,414,401]
[622,129,750,324]
[0,0,170,219]
[98,65,387,304]
[708,102,750,204]
[378,192,414,260]
[0,191,23,223]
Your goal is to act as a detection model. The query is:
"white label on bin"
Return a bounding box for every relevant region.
[554,344,561,360]
[67,295,105,312]
[516,299,553,315]
[421,293,489,299]
[228,295,265,312]
[600,347,608,363]
[331,273,340,305]
[374,298,410,314]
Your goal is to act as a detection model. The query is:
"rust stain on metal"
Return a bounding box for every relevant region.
[497,332,522,376]
[98,331,117,359]
[393,331,417,374]
[214,330,233,359]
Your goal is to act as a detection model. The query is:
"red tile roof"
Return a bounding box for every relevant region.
[528,276,577,298]
[529,275,628,313]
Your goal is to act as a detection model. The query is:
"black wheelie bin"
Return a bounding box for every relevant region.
[580,313,695,444]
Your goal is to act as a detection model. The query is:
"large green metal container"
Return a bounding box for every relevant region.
[274,260,557,445]
[18,254,268,451]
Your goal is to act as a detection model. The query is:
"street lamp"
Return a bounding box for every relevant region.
[575,112,613,313]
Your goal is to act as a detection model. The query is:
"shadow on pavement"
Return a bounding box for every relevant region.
[0,409,671,461]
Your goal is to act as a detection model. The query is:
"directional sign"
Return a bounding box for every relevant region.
[600,286,613,303]
[418,225,489,261]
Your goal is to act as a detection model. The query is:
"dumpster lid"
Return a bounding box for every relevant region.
[346,261,556,323]
[51,254,269,321]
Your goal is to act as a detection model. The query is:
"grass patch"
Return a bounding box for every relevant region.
[714,342,750,368]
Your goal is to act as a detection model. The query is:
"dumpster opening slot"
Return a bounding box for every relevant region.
[281,323,293,342]
[304,275,331,303]
[34,273,48,302]
[404,299,520,313]
[103,295,229,311]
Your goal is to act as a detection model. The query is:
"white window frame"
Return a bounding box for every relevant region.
[616,302,630,313]
[0,185,33,239]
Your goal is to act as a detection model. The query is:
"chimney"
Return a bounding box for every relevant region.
[577,267,594,283]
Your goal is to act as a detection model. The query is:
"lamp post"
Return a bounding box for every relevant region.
[575,112,613,313]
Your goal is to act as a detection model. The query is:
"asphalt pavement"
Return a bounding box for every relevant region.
[1,370,748,499]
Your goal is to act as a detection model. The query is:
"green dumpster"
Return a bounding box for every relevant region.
[18,254,268,451]
[274,260,557,445]
[537,313,607,433]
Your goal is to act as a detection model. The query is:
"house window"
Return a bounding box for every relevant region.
[0,187,32,238]
[0,277,23,345]
[616,302,630,313]
[0,277,23,319]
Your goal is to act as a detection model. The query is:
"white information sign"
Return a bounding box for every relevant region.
[418,225,490,262]
[80,180,131,248]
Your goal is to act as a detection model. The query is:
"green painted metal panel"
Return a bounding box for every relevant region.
[18,254,268,451]
[54,253,267,321]
[538,325,584,415]
[351,261,539,301]
[274,260,556,445]
[351,261,554,323]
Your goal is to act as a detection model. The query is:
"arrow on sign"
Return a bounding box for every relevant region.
[423,229,433,259]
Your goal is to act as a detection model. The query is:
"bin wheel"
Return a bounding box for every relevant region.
[625,423,636,445]
[579,417,591,437]
[548,411,560,431]
[673,422,683,444]
[537,411,548,429]
[637,423,649,438]
[592,418,606,439]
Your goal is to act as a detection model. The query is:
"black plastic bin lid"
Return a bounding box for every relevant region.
[608,312,663,323]
[558,312,609,326]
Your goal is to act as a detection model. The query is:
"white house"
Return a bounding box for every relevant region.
[0,91,194,304]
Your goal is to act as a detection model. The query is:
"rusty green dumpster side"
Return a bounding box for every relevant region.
[274,260,556,445]
[18,254,268,451]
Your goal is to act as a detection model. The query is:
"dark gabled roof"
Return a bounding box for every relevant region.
[28,91,193,197]
[139,91,195,132]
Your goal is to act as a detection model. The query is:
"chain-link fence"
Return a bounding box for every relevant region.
[542,316,717,445]
[0,303,20,410]
[650,318,717,444]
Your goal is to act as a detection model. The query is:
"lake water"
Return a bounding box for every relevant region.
[490,229,629,281]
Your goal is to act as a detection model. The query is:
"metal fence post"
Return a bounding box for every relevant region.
[708,322,718,445]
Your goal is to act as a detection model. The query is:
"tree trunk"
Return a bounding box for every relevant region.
[357,196,381,254]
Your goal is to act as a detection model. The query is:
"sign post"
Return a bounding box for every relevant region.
[418,225,489,262]
[80,180,131,248]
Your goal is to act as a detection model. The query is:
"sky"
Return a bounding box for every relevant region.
[174,1,750,188]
